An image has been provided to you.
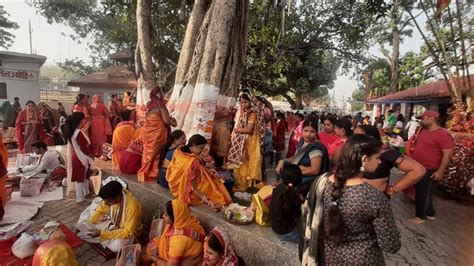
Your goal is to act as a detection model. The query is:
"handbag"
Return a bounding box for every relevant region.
[148,217,165,240]
[116,244,141,266]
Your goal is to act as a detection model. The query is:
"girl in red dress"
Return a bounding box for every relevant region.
[64,112,93,203]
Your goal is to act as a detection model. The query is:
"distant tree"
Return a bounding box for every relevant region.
[351,87,366,111]
[0,5,19,49]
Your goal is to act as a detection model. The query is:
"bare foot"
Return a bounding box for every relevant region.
[408,217,425,224]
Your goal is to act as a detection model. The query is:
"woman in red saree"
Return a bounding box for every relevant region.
[15,100,45,154]
[72,94,91,138]
[90,95,112,157]
[0,131,8,220]
[137,87,176,182]
[65,112,93,203]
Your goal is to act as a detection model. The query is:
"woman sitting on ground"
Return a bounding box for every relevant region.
[158,130,186,189]
[354,125,425,196]
[301,134,401,265]
[145,199,205,265]
[166,134,232,210]
[202,226,243,266]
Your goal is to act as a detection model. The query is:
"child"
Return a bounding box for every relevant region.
[269,164,303,243]
[389,132,404,148]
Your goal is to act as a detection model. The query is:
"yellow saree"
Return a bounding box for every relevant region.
[233,112,262,191]
[166,148,232,206]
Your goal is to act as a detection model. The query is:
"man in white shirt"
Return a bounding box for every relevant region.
[18,141,63,179]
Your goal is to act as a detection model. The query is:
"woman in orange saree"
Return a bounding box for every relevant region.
[72,94,91,138]
[111,121,137,165]
[90,95,112,157]
[167,134,232,209]
[137,87,176,182]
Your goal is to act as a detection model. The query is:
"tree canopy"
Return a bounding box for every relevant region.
[243,0,390,108]
[0,5,19,49]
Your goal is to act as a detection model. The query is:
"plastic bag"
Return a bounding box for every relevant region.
[252,185,273,226]
[148,217,165,240]
[20,177,45,197]
[116,244,141,266]
[12,233,38,259]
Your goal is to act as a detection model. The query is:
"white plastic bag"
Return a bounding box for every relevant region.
[12,233,38,259]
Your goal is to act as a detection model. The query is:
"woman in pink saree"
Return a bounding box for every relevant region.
[15,101,45,154]
[90,95,112,157]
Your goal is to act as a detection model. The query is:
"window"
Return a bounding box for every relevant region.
[0,59,2,66]
[0,83,7,99]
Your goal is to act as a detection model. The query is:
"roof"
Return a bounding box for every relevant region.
[67,65,137,89]
[368,74,474,102]
[0,51,47,66]
[108,49,133,60]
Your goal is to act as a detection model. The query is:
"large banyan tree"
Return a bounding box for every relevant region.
[166,0,249,139]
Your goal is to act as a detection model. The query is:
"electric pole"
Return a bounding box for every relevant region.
[29,19,33,54]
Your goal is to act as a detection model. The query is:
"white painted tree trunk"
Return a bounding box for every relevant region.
[135,0,156,121]
[167,0,248,139]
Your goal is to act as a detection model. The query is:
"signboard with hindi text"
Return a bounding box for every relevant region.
[0,68,38,82]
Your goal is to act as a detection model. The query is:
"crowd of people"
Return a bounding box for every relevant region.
[0,88,457,265]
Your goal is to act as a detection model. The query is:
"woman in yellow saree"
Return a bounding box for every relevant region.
[144,199,204,265]
[138,87,176,182]
[167,134,232,209]
[227,94,262,191]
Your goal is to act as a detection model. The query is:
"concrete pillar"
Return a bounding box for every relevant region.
[400,103,408,118]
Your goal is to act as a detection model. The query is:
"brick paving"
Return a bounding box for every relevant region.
[25,173,473,266]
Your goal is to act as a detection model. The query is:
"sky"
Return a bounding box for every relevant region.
[2,0,426,106]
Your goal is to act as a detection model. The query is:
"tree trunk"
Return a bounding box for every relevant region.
[390,25,400,93]
[281,93,296,109]
[136,0,156,121]
[167,0,249,139]
[455,0,473,112]
[294,89,303,109]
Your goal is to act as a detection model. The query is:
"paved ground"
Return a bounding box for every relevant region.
[23,169,474,266]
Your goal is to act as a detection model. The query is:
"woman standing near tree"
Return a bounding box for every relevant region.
[137,87,176,182]
[15,101,44,154]
[90,95,112,157]
[72,94,91,138]
[227,94,263,191]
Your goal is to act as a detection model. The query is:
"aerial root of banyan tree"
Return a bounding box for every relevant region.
[167,0,249,139]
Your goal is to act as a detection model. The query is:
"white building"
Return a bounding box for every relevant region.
[0,51,47,106]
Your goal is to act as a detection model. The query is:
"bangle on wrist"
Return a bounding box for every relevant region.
[201,195,208,204]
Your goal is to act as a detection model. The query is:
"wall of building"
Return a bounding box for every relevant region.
[0,54,43,106]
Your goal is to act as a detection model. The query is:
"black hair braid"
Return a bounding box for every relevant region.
[159,130,185,168]
[324,134,381,244]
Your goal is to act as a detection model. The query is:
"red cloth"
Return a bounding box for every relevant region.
[273,119,287,151]
[318,132,340,152]
[328,137,346,160]
[119,150,142,174]
[287,121,303,158]
[71,131,93,182]
[0,224,83,264]
[411,128,454,169]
